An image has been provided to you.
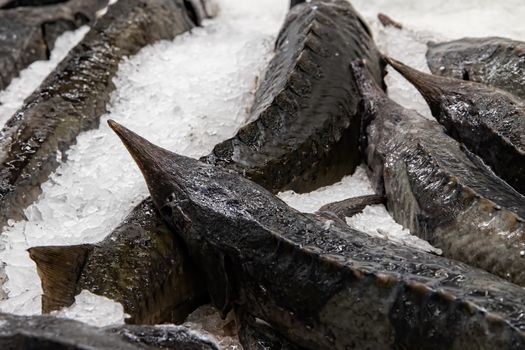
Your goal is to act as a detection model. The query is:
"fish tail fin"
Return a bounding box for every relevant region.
[384,56,443,107]
[28,244,94,313]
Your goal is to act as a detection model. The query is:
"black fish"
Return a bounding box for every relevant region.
[354,59,525,286]
[387,56,525,196]
[317,194,386,221]
[28,199,207,324]
[0,0,197,229]
[427,37,525,99]
[0,0,107,91]
[110,119,525,350]
[202,0,385,194]
[0,312,222,349]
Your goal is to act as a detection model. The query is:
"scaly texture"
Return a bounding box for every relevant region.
[388,57,525,196]
[110,119,525,350]
[203,0,384,193]
[0,0,107,91]
[29,199,207,325]
[427,37,525,99]
[0,0,195,229]
[354,60,525,287]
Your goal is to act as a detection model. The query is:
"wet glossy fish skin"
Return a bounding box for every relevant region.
[0,312,222,350]
[427,37,525,99]
[354,59,525,287]
[0,0,195,229]
[0,0,107,91]
[387,57,525,196]
[318,194,385,221]
[202,0,385,194]
[110,119,525,350]
[29,199,206,325]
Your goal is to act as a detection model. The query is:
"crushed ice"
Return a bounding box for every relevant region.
[0,26,89,126]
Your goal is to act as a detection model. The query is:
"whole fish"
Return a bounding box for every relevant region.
[0,312,222,350]
[353,59,525,286]
[0,0,107,91]
[386,57,525,196]
[427,37,525,99]
[28,199,206,324]
[109,119,525,350]
[202,0,385,194]
[0,0,196,229]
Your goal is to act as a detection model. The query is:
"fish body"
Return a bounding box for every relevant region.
[427,37,525,99]
[110,119,525,350]
[387,57,525,196]
[0,312,222,350]
[202,0,384,194]
[355,59,525,286]
[0,0,107,91]
[0,0,195,229]
[29,199,206,324]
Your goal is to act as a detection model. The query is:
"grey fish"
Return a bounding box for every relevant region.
[427,37,525,99]
[0,312,221,350]
[202,0,385,194]
[109,119,525,350]
[0,0,196,229]
[0,0,107,91]
[387,56,525,196]
[28,199,206,325]
[354,59,525,286]
[317,194,386,221]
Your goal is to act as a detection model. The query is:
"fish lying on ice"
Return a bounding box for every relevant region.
[29,199,206,324]
[354,59,525,286]
[427,37,525,99]
[109,119,525,350]
[202,0,385,194]
[387,56,525,196]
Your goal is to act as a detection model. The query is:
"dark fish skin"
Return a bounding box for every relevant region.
[0,312,222,350]
[109,119,525,350]
[202,0,385,194]
[0,0,196,229]
[317,194,386,221]
[28,199,207,325]
[387,57,525,196]
[426,37,525,99]
[377,13,402,29]
[0,0,107,91]
[353,59,525,287]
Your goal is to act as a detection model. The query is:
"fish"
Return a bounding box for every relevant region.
[202,0,385,194]
[0,0,107,91]
[317,194,386,221]
[0,0,196,229]
[377,13,403,29]
[0,312,222,350]
[109,119,525,350]
[353,58,525,286]
[386,56,525,196]
[426,37,525,99]
[28,199,207,325]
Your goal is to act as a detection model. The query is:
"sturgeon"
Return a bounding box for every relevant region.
[109,119,525,350]
[0,0,198,229]
[0,312,222,349]
[28,199,206,324]
[387,57,525,196]
[353,59,525,287]
[202,0,385,194]
[0,0,107,91]
[427,37,525,99]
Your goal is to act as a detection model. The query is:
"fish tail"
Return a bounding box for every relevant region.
[28,244,94,313]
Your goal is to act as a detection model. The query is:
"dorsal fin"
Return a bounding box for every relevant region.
[28,244,94,313]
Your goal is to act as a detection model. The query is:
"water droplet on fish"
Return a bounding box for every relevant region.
[520,250,525,257]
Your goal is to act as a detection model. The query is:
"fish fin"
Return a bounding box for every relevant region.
[317,195,386,221]
[28,244,94,313]
[201,246,234,319]
[377,13,403,29]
